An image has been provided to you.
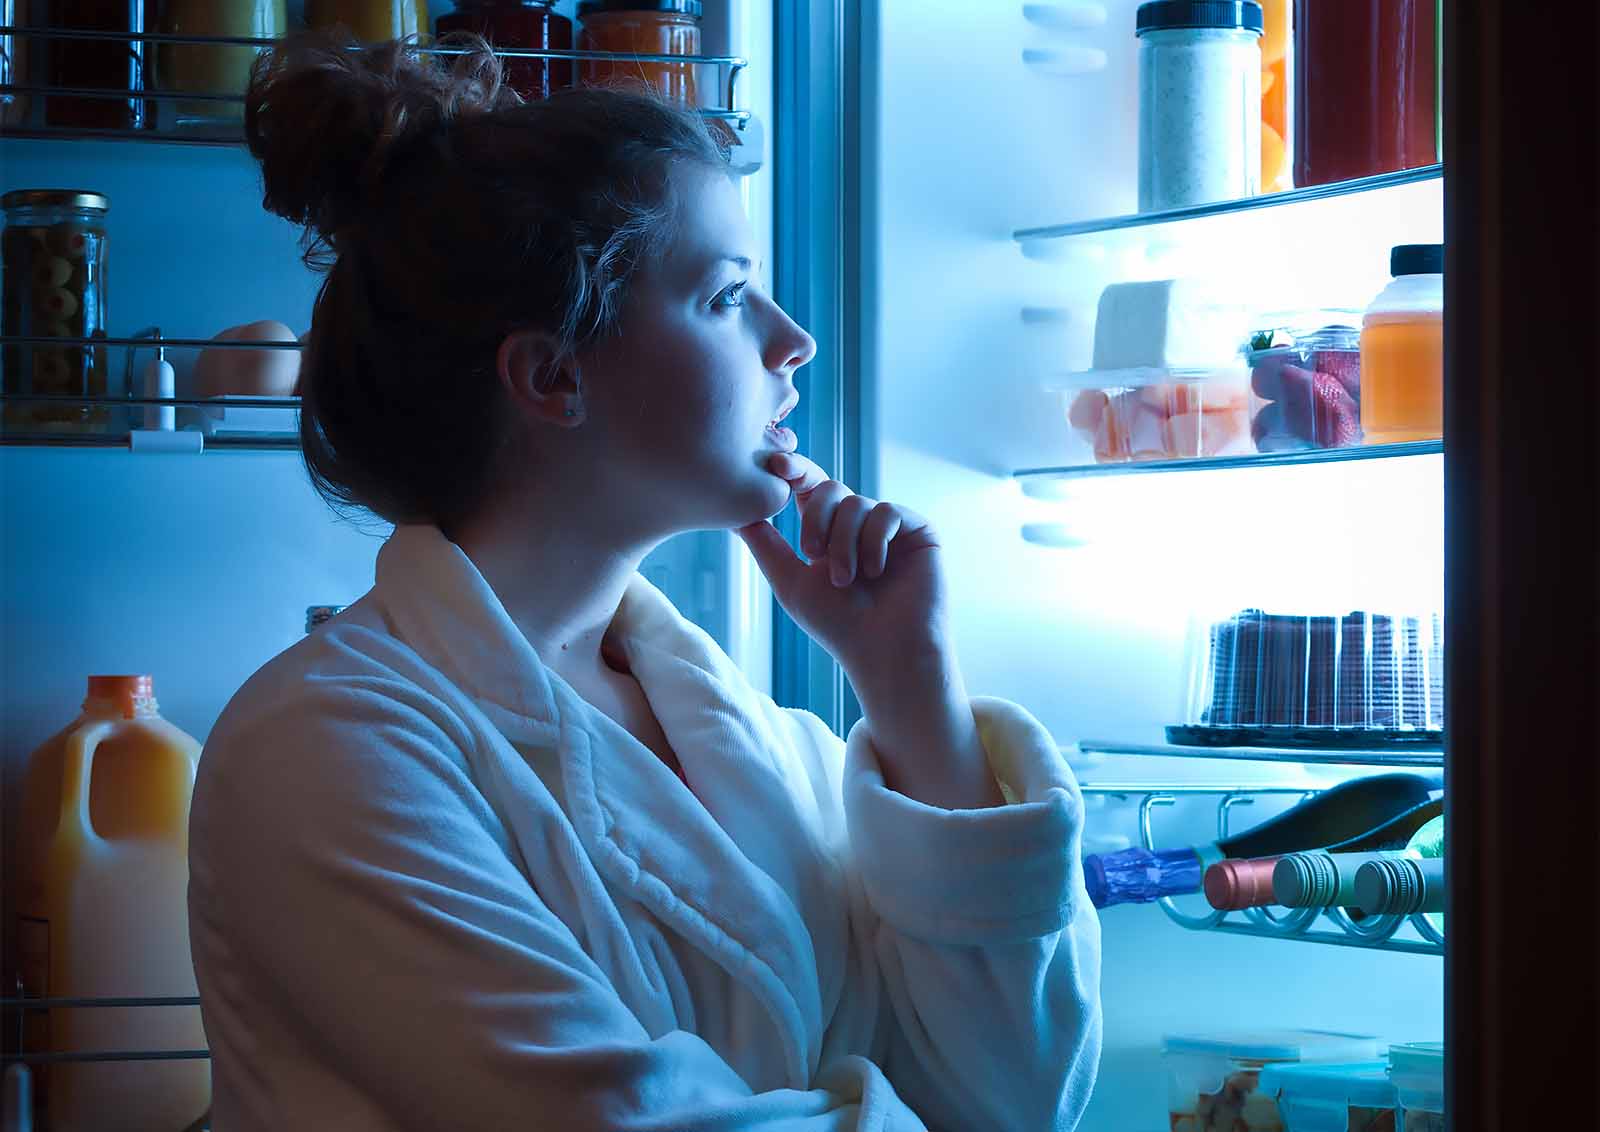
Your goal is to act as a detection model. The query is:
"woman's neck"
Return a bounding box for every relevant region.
[446,492,657,680]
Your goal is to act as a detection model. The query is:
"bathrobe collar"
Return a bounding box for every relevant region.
[371,525,840,1088]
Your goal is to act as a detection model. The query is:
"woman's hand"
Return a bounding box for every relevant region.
[735,451,949,676]
[737,451,1002,809]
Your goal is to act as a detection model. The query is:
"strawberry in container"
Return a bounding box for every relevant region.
[1248,323,1363,450]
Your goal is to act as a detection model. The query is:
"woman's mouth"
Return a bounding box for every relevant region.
[764,421,799,452]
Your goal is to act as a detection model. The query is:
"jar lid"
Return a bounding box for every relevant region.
[577,0,702,16]
[1,189,109,213]
[1391,243,1444,276]
[1136,1,1264,35]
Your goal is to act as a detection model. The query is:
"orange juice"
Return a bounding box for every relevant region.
[14,676,209,1131]
[1360,313,1444,443]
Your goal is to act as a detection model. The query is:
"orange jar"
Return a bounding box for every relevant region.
[1360,244,1444,445]
[578,0,701,105]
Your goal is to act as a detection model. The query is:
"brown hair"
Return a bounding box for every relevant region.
[244,31,728,529]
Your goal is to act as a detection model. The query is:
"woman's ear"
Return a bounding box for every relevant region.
[497,329,585,427]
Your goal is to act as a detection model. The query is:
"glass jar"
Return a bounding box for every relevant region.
[577,0,701,106]
[306,0,430,43]
[1294,0,1437,187]
[159,1,286,127]
[1,190,114,434]
[1137,1,1264,212]
[436,1,574,100]
[38,1,151,130]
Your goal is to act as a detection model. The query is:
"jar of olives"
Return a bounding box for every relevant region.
[1,190,113,434]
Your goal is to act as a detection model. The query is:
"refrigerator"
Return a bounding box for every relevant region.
[3,1,1596,1129]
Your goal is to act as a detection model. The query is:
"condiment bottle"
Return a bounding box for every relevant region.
[0,190,112,434]
[1360,244,1443,445]
[159,0,286,126]
[1136,0,1264,212]
[306,0,430,43]
[36,1,150,130]
[1293,0,1437,186]
[12,676,210,1131]
[577,0,702,105]
[436,1,574,100]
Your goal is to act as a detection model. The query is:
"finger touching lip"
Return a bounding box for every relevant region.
[767,451,829,493]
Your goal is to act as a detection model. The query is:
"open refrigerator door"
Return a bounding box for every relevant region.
[862,2,1446,1128]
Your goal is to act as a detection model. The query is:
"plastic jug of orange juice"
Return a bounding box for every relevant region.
[14,676,209,1131]
[1360,244,1444,445]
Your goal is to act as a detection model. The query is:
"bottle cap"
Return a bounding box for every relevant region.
[1390,243,1444,276]
[1136,1,1264,36]
[1273,852,1342,907]
[306,605,346,633]
[577,0,702,16]
[1203,857,1280,910]
[84,675,155,719]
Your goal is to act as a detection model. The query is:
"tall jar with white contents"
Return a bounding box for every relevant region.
[1137,1,1264,212]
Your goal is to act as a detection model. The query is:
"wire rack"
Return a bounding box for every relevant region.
[1081,783,1445,956]
[0,25,751,144]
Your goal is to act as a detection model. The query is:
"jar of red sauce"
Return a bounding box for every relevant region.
[1293,0,1437,187]
[577,0,702,106]
[436,1,574,100]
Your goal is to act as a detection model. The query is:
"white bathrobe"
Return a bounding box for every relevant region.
[188,524,1102,1131]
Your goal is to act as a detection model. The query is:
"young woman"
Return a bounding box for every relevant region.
[188,32,1101,1132]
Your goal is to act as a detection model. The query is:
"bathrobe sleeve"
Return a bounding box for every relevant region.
[794,696,1103,1132]
[189,680,933,1132]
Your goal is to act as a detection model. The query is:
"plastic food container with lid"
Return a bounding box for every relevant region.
[1256,1060,1397,1132]
[578,0,702,105]
[1062,366,1255,464]
[1165,1030,1382,1132]
[1137,1,1264,211]
[1172,606,1445,749]
[1388,1042,1444,1132]
[1246,317,1362,451]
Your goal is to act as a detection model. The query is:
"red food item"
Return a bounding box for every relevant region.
[1068,389,1108,432]
[1310,370,1362,447]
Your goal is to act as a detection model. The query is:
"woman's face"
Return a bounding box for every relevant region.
[575,163,816,535]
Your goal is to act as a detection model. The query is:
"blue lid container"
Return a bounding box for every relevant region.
[1257,1060,1396,1132]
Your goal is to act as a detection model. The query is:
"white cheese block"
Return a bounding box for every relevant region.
[1091,279,1249,372]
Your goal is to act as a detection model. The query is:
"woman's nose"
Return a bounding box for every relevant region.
[767,305,817,375]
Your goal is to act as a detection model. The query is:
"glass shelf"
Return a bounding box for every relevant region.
[1014,164,1442,243]
[1015,439,1441,490]
[1078,739,1443,769]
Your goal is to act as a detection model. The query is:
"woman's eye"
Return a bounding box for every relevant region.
[712,281,748,310]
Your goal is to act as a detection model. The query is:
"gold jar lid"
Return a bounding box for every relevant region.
[1,189,110,212]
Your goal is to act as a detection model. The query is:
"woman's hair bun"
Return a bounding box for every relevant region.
[244,30,511,245]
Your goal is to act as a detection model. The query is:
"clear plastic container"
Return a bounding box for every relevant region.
[1164,1030,1382,1132]
[1137,1,1264,211]
[1388,1042,1444,1132]
[1246,318,1362,450]
[1257,1060,1396,1132]
[1172,607,1444,748]
[159,1,286,127]
[1360,245,1443,445]
[1062,367,1254,464]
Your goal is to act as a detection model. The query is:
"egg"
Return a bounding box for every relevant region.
[194,319,302,398]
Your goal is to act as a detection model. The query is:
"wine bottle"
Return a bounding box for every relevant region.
[1355,856,1445,915]
[1272,849,1421,908]
[1204,797,1444,911]
[1084,773,1441,909]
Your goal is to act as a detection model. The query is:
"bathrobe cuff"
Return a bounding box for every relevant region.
[842,696,1085,946]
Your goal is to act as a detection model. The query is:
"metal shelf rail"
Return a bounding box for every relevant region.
[1081,783,1445,957]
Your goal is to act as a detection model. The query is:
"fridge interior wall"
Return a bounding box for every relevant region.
[0,0,774,1011]
[864,2,1443,1129]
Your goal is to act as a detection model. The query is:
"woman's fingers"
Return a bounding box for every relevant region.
[860,502,903,579]
[826,494,876,586]
[798,479,849,559]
